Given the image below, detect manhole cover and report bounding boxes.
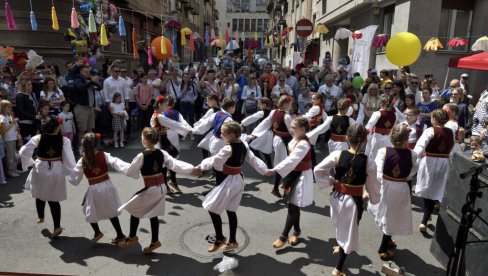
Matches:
[180,221,250,259]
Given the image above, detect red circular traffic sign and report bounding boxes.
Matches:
[296,19,313,37]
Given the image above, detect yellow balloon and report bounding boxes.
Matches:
[386,32,421,66]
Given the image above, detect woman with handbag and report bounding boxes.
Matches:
[240,73,262,117]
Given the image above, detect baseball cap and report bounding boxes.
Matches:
[461,73,469,78]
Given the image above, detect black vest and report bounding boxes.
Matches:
[334,151,368,185]
[331,115,350,135]
[225,142,247,168]
[259,109,272,124]
[141,149,164,176]
[37,134,63,159]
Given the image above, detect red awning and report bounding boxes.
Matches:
[448,52,488,71]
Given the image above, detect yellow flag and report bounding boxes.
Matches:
[180,29,186,46]
[161,36,167,54]
[254,32,258,41]
[100,24,109,46]
[51,6,59,31]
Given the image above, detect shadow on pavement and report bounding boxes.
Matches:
[394,248,445,275]
[41,229,217,275]
[0,173,28,209]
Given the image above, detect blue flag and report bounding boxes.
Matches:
[205,31,210,47]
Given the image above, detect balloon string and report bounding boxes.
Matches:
[29,0,33,11]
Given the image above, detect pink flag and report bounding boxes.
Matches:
[211,28,216,41]
[189,34,195,52]
[5,1,16,30]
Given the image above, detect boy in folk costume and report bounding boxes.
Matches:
[401,106,426,150]
[443,103,465,152]
[196,122,268,252]
[251,95,293,197]
[307,98,357,154]
[314,124,381,276]
[194,94,221,161]
[414,109,455,234]
[372,124,417,260]
[365,94,403,161]
[192,98,236,156]
[69,133,129,243]
[266,118,315,249]
[19,116,76,238]
[160,96,192,192]
[151,95,192,193]
[118,128,199,253]
[241,97,273,167]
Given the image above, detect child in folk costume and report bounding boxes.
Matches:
[401,106,426,150]
[196,122,268,252]
[118,128,198,253]
[19,116,76,237]
[266,118,315,248]
[314,124,381,276]
[365,94,403,161]
[307,98,357,154]
[192,98,236,156]
[241,97,273,167]
[302,93,328,129]
[345,93,365,125]
[373,124,417,260]
[194,93,221,161]
[414,109,455,234]
[151,95,192,193]
[160,96,192,192]
[443,103,465,152]
[69,133,129,243]
[251,95,293,197]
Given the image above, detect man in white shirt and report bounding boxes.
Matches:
[318,74,342,114]
[102,64,129,108]
[284,67,299,101]
[148,69,162,102]
[405,75,421,104]
[163,69,182,99]
[120,67,135,137]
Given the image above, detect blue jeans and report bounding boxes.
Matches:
[180,101,195,126]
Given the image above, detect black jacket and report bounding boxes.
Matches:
[15,92,37,121]
[73,75,101,107]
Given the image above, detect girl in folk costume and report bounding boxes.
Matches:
[307,98,357,154]
[373,125,417,260]
[251,95,293,197]
[414,109,455,234]
[313,124,381,276]
[345,93,365,125]
[151,95,192,193]
[118,128,198,253]
[443,103,465,152]
[241,97,273,167]
[69,133,129,243]
[194,93,221,161]
[160,96,192,192]
[266,118,315,248]
[365,94,403,161]
[19,116,76,237]
[192,98,236,156]
[196,122,268,252]
[302,93,328,130]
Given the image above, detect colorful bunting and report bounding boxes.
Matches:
[88,10,97,33]
[147,46,153,66]
[447,37,469,47]
[100,24,108,46]
[211,28,216,41]
[234,31,239,43]
[423,37,443,51]
[189,34,195,52]
[205,31,210,47]
[225,28,230,44]
[372,34,389,47]
[51,5,59,31]
[132,27,138,59]
[172,35,178,55]
[118,15,126,36]
[71,8,79,29]
[5,1,16,30]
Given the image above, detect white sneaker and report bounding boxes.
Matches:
[7,172,19,178]
[114,143,119,148]
[120,142,125,147]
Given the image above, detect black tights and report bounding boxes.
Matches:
[90,217,124,238]
[421,198,436,225]
[162,167,177,183]
[336,246,347,272]
[209,211,238,243]
[36,198,61,229]
[281,204,301,238]
[274,174,282,192]
[251,148,272,168]
[202,148,210,159]
[378,233,392,253]
[129,215,159,243]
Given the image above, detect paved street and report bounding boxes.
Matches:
[0,136,445,275]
